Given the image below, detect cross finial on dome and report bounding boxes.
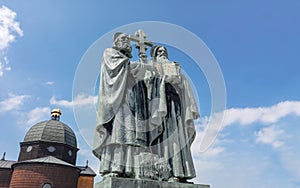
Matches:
[51,109,61,121]
[85,160,89,168]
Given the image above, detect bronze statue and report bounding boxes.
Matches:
[93,30,199,183]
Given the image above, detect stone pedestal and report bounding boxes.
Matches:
[95,177,210,188]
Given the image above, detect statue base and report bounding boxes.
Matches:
[95,177,210,188]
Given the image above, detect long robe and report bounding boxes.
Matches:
[93,48,198,179]
[149,72,199,180]
[93,48,149,176]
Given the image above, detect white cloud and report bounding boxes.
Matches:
[255,126,284,149]
[191,123,226,158]
[0,58,10,76]
[0,62,3,77]
[0,5,23,77]
[203,101,300,129]
[45,81,55,85]
[191,101,300,187]
[0,5,23,50]
[202,146,225,157]
[191,122,297,187]
[198,101,300,151]
[5,66,11,71]
[223,101,300,126]
[0,94,29,113]
[25,107,50,125]
[50,94,97,108]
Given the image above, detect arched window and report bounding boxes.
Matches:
[42,183,52,188]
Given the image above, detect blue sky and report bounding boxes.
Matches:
[1,1,300,187]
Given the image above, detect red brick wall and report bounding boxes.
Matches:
[77,175,94,188]
[9,163,80,188]
[0,169,12,188]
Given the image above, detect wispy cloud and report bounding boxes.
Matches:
[222,101,300,126]
[0,56,10,76]
[255,126,284,149]
[0,94,29,114]
[45,81,55,85]
[198,101,300,151]
[192,101,300,187]
[0,5,23,77]
[50,94,97,108]
[202,101,300,129]
[0,5,23,50]
[25,107,51,126]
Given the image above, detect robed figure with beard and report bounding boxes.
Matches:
[93,31,199,183]
[148,45,199,182]
[93,32,153,178]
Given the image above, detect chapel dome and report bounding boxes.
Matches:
[23,109,77,148]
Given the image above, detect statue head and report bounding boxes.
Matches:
[113,32,132,58]
[150,45,168,62]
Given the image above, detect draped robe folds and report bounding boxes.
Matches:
[93,48,150,176]
[93,48,199,179]
[149,71,199,179]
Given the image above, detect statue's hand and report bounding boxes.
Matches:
[144,70,153,84]
[130,62,144,80]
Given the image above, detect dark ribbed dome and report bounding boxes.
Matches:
[23,120,77,148]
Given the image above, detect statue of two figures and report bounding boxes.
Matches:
[93,30,199,183]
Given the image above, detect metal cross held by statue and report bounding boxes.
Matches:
[130,29,153,63]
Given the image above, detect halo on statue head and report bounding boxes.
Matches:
[73,21,227,168]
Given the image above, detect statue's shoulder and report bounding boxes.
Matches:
[103,47,116,55]
[103,48,123,58]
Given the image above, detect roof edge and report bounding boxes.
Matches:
[12,156,81,171]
